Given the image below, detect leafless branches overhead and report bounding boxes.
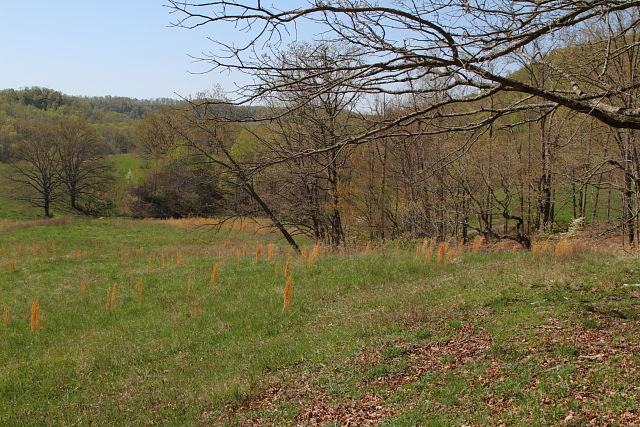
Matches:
[168,1,640,133]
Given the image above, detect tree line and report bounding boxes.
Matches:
[160,1,640,248]
[4,80,637,246]
[4,2,640,251]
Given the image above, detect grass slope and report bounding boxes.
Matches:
[0,163,42,220]
[111,154,147,185]
[1,219,639,425]
[0,154,147,220]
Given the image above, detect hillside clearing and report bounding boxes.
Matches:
[0,219,639,425]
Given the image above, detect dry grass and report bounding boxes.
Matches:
[471,235,484,253]
[142,217,282,235]
[414,244,422,261]
[106,285,117,310]
[307,244,321,268]
[119,250,130,263]
[414,238,436,263]
[267,243,276,261]
[554,238,572,256]
[282,275,293,313]
[415,239,426,261]
[437,242,448,263]
[211,263,220,285]
[283,255,292,278]
[531,238,591,257]
[531,241,548,254]
[29,296,41,332]
[424,244,434,262]
[3,303,9,326]
[0,217,69,232]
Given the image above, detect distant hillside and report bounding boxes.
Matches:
[84,95,183,119]
[0,162,42,220]
[0,87,266,159]
[0,87,183,119]
[0,87,157,156]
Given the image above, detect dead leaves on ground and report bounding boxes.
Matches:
[227,317,640,425]
[235,325,492,425]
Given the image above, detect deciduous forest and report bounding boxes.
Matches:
[3,23,640,249]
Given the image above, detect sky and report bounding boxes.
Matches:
[0,1,268,99]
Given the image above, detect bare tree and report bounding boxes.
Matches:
[54,118,111,214]
[133,109,177,191]
[254,43,362,245]
[168,0,640,138]
[166,101,303,253]
[164,1,640,246]
[11,121,61,217]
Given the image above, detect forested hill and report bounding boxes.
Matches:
[0,87,268,220]
[0,87,181,119]
[0,87,263,159]
[0,87,177,157]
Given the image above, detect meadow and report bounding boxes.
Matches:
[0,162,42,220]
[1,218,640,425]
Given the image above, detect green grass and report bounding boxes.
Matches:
[466,185,624,235]
[0,155,148,219]
[0,162,42,220]
[110,153,147,185]
[107,154,148,214]
[1,219,639,425]
[551,185,623,231]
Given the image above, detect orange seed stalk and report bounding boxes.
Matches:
[283,275,293,312]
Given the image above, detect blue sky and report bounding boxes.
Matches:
[0,1,262,99]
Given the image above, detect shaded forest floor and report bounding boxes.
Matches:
[1,218,639,425]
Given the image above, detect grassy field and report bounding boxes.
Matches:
[1,219,640,425]
[0,162,42,220]
[0,155,148,220]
